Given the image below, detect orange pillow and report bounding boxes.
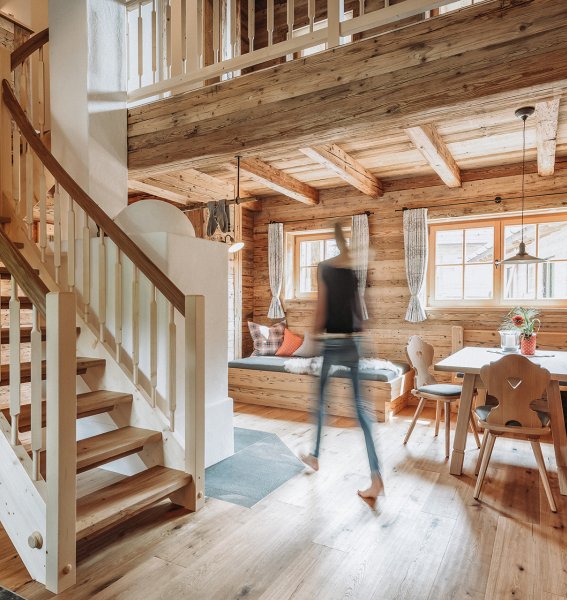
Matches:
[275,328,303,357]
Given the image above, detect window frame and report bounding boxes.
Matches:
[428,213,567,309]
[292,230,350,300]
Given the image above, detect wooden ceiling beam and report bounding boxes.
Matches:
[239,158,319,205]
[128,179,189,204]
[300,144,383,198]
[535,98,560,177]
[405,124,461,188]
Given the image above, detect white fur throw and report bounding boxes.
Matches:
[284,357,402,377]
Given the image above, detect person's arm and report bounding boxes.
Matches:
[314,264,327,334]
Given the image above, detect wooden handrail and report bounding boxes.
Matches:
[0,228,48,317]
[2,80,186,316]
[11,28,49,71]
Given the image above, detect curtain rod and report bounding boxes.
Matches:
[268,210,372,225]
[397,190,567,212]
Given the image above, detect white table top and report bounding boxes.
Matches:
[435,346,567,380]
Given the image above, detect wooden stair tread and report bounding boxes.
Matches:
[0,357,105,386]
[0,265,38,280]
[0,326,80,344]
[76,466,191,541]
[1,390,132,432]
[75,427,162,473]
[0,326,46,344]
[0,296,33,309]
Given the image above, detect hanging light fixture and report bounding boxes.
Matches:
[496,106,547,265]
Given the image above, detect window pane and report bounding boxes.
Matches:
[299,266,318,294]
[435,266,463,300]
[465,227,494,264]
[503,224,536,259]
[538,262,567,299]
[503,263,536,300]
[538,221,567,260]
[464,264,493,299]
[300,240,323,267]
[436,230,463,265]
[325,239,340,259]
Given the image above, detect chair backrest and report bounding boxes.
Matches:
[406,335,437,388]
[479,355,550,430]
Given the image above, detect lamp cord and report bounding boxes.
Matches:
[521,115,526,245]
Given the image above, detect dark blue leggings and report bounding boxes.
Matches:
[312,338,380,475]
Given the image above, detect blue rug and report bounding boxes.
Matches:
[0,587,24,599]
[205,427,304,508]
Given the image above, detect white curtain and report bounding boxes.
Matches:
[403,208,428,323]
[352,213,369,320]
[268,222,285,319]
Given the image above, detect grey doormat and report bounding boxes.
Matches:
[205,427,304,508]
[0,587,25,599]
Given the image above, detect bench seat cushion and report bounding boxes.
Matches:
[228,357,410,383]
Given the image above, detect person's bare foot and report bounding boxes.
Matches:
[300,453,319,472]
[358,474,384,499]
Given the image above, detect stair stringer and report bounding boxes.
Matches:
[74,312,187,474]
[0,414,47,585]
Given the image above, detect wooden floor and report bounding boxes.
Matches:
[2,403,567,600]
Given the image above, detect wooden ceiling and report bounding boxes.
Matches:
[128,96,565,206]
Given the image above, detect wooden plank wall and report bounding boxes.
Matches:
[249,169,567,370]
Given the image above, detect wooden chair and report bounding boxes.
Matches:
[473,354,557,512]
[404,336,481,458]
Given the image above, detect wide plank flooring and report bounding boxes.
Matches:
[1,404,566,600]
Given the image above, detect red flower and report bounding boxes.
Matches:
[512,315,525,327]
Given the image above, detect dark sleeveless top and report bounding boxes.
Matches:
[319,262,362,334]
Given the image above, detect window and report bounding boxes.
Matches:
[428,215,567,307]
[292,231,350,298]
[439,0,490,14]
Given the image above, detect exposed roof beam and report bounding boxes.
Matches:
[300,144,383,198]
[161,168,253,199]
[128,179,190,204]
[239,158,319,205]
[535,98,560,177]
[405,124,461,188]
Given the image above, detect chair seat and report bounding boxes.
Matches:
[475,405,551,427]
[416,384,462,397]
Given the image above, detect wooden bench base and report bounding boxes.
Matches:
[229,368,413,422]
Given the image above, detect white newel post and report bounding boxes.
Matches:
[45,292,77,593]
[182,295,205,511]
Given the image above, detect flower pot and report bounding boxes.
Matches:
[520,333,537,356]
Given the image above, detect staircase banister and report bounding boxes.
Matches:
[0,228,48,317]
[2,79,186,316]
[11,28,49,71]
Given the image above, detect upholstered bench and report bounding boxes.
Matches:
[228,356,413,422]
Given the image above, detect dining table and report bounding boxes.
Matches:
[435,346,567,495]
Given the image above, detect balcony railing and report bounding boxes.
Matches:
[126,0,486,103]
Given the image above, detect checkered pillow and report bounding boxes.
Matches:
[248,320,286,356]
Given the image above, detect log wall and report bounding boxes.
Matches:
[250,168,567,372]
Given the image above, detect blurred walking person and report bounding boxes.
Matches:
[301,223,383,500]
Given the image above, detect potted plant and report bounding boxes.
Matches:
[501,307,541,356]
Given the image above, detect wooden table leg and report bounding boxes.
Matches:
[547,380,567,495]
[450,373,476,476]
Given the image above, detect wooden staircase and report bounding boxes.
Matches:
[0,29,205,594]
[0,261,193,545]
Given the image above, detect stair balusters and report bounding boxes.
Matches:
[9,276,21,446]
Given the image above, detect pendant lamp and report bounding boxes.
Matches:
[496,107,547,265]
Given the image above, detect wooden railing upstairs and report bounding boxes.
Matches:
[127,0,484,102]
[0,224,77,592]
